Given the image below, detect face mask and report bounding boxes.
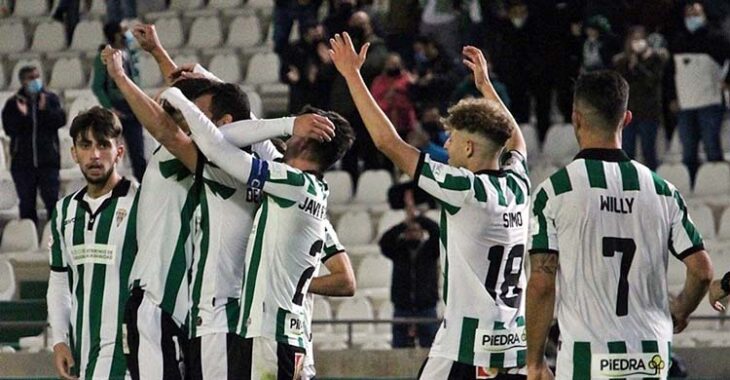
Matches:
[631,39,648,53]
[124,30,134,47]
[386,67,401,77]
[685,15,706,33]
[26,78,42,94]
[348,26,365,44]
[511,17,526,29]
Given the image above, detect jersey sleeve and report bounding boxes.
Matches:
[668,190,705,260]
[247,158,310,202]
[501,150,529,186]
[322,220,346,263]
[48,204,68,271]
[528,183,559,254]
[413,153,476,212]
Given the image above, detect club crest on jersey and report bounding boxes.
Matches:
[115,208,127,227]
[591,353,666,378]
[474,326,526,353]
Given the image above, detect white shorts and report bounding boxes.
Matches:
[187,333,241,380]
[418,356,526,380]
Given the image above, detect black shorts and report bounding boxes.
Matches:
[228,335,307,379]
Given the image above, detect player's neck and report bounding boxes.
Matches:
[87,172,122,198]
[286,157,321,176]
[468,156,500,173]
[579,133,622,151]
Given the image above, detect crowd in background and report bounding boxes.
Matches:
[274,0,730,184]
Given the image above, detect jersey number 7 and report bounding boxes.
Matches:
[602,237,637,317]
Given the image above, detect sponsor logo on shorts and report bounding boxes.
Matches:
[591,353,666,378]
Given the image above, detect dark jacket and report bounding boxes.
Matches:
[614,51,667,122]
[1,89,66,170]
[379,216,440,309]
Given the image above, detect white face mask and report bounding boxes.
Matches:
[685,15,706,32]
[511,17,527,29]
[631,39,648,53]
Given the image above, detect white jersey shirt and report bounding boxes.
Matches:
[129,145,198,327]
[415,151,530,368]
[528,149,704,380]
[49,179,139,379]
[188,142,282,338]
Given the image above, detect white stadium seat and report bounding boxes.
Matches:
[323,170,353,205]
[717,208,730,241]
[312,297,333,334]
[0,22,27,54]
[0,259,16,300]
[154,17,185,50]
[335,211,372,246]
[31,21,66,53]
[187,16,223,49]
[88,0,107,17]
[656,163,691,196]
[59,134,76,170]
[66,95,101,128]
[245,52,280,86]
[0,143,6,171]
[354,170,392,208]
[169,0,204,11]
[13,0,48,17]
[692,203,716,242]
[208,53,241,83]
[39,221,52,253]
[70,20,105,52]
[208,0,243,9]
[0,61,6,90]
[375,209,406,241]
[356,255,392,301]
[0,219,39,253]
[227,15,262,49]
[542,124,579,166]
[243,89,263,119]
[520,123,540,158]
[138,54,164,88]
[335,297,375,342]
[694,162,730,198]
[9,59,44,90]
[0,173,18,210]
[49,57,85,90]
[172,53,201,67]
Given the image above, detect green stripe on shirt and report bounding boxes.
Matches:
[531,189,550,250]
[239,200,269,336]
[619,161,641,191]
[585,160,608,189]
[550,167,572,195]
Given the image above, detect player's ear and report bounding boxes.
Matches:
[215,114,233,127]
[115,140,125,164]
[466,139,474,158]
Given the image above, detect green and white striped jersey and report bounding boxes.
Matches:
[188,142,281,338]
[129,146,199,327]
[49,178,139,379]
[528,149,703,380]
[414,151,530,369]
[236,158,332,348]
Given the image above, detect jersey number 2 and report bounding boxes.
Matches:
[602,237,636,317]
[292,240,324,306]
[484,244,524,308]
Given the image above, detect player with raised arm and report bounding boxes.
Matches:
[158,86,355,378]
[330,33,530,379]
[47,107,139,380]
[526,71,714,380]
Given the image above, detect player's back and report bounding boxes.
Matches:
[130,146,198,326]
[530,150,702,379]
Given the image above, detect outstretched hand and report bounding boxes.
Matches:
[101,45,126,80]
[462,46,491,91]
[328,32,369,79]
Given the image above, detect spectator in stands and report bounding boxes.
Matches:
[613,26,668,171]
[324,0,358,38]
[52,0,82,45]
[409,36,460,112]
[330,10,388,181]
[281,22,336,113]
[371,53,417,137]
[669,1,730,184]
[272,0,323,55]
[580,15,620,73]
[1,65,66,225]
[383,0,420,66]
[106,0,136,23]
[419,0,461,60]
[379,190,440,348]
[92,21,146,181]
[407,105,448,163]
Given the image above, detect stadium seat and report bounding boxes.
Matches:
[39,221,52,253]
[226,15,262,49]
[542,124,579,166]
[312,297,333,334]
[323,170,353,205]
[154,17,185,50]
[717,208,730,242]
[0,143,6,171]
[13,0,48,17]
[656,163,691,196]
[59,135,76,170]
[87,0,106,17]
[692,203,715,242]
[208,53,241,83]
[694,162,730,199]
[356,255,392,301]
[529,163,557,187]
[9,59,44,90]
[0,173,18,214]
[172,53,201,67]
[375,209,406,241]
[0,259,15,300]
[354,170,393,210]
[70,20,105,52]
[335,297,375,344]
[169,0,205,11]
[187,16,223,49]
[375,302,393,335]
[520,123,540,158]
[49,57,85,90]
[0,22,27,54]
[66,95,101,128]
[424,209,440,223]
[0,62,6,90]
[244,52,280,86]
[335,211,373,246]
[30,21,66,53]
[0,219,39,253]
[138,54,164,88]
[208,0,243,9]
[244,89,263,119]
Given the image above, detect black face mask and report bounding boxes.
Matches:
[348,26,366,45]
[386,68,401,77]
[339,3,354,16]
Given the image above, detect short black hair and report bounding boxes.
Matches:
[299,106,355,171]
[18,65,37,81]
[208,83,251,122]
[103,21,123,44]
[172,78,218,100]
[573,70,629,132]
[70,106,123,144]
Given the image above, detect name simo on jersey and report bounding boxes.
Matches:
[503,212,523,228]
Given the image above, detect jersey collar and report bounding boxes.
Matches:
[73,177,132,215]
[474,169,505,177]
[574,149,630,162]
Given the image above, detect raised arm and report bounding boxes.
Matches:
[462,46,526,157]
[133,24,178,85]
[329,33,421,178]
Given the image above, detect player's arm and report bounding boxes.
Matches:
[309,253,356,297]
[672,251,713,332]
[462,46,526,157]
[526,253,557,380]
[102,46,199,170]
[329,32,421,178]
[132,24,178,85]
